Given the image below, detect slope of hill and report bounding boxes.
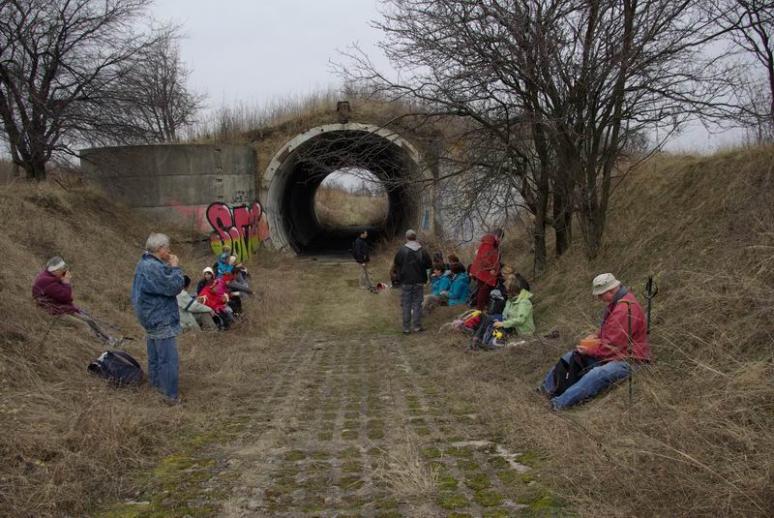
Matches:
[0,181,290,516]
[0,144,772,516]
[414,146,774,516]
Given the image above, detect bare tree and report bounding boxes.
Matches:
[0,0,186,180]
[99,29,205,144]
[341,0,727,266]
[716,1,774,140]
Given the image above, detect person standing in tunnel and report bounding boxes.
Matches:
[393,229,432,334]
[353,230,373,290]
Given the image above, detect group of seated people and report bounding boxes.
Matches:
[431,230,651,411]
[422,245,536,351]
[422,253,470,313]
[176,246,253,332]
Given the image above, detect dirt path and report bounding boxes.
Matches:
[106,259,550,517]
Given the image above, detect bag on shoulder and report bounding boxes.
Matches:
[550,351,593,397]
[88,350,145,387]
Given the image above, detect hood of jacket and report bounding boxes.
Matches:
[480,233,499,246]
[515,289,533,302]
[404,240,422,251]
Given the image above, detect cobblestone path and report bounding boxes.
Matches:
[197,332,538,517]
[113,260,551,517]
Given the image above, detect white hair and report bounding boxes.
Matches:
[46,256,67,272]
[145,233,170,253]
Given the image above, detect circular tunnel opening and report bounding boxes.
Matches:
[313,168,389,230]
[264,125,424,255]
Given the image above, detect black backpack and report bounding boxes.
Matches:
[550,351,594,397]
[88,350,145,387]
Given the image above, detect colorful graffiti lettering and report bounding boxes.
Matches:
[207,201,271,262]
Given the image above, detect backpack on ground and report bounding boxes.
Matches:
[451,309,482,332]
[487,289,506,315]
[87,350,145,387]
[550,351,594,397]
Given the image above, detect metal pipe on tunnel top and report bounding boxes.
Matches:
[261,123,433,254]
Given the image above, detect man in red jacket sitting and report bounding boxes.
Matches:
[540,273,651,409]
[32,256,119,345]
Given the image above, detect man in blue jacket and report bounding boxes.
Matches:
[131,233,185,403]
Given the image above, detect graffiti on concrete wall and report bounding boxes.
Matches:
[206,201,271,262]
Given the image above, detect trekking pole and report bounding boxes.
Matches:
[644,275,658,335]
[620,300,634,407]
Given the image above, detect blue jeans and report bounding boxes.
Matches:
[541,351,631,409]
[400,283,424,331]
[146,336,179,400]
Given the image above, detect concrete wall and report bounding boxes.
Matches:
[80,144,256,233]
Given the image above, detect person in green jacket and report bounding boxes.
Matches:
[471,273,534,350]
[493,274,535,336]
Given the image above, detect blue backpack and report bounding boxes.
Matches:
[88,350,144,387]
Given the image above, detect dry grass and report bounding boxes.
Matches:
[2,144,773,516]
[0,181,295,516]
[314,186,388,229]
[404,146,774,516]
[373,433,438,500]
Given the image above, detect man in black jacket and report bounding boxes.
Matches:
[353,230,373,290]
[393,229,432,334]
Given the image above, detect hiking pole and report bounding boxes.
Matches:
[644,276,658,335]
[620,300,634,407]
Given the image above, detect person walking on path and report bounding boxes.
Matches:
[393,229,432,334]
[32,256,121,345]
[131,233,185,403]
[469,229,504,310]
[353,230,373,290]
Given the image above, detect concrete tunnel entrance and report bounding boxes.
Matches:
[262,123,426,254]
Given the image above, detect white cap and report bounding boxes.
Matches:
[203,266,214,275]
[592,273,621,295]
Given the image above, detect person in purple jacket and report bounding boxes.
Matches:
[32,256,119,345]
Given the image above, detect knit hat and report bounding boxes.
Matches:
[203,266,214,275]
[592,273,621,295]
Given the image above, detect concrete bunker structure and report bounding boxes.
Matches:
[80,144,256,233]
[79,123,432,255]
[261,123,428,254]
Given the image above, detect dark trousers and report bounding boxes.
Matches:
[475,279,493,310]
[400,283,424,331]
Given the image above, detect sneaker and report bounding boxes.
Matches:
[403,329,411,335]
[413,327,425,333]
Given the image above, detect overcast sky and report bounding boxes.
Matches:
[150,0,389,107]
[150,0,743,153]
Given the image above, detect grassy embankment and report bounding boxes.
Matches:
[1,144,773,516]
[409,146,774,516]
[0,181,296,516]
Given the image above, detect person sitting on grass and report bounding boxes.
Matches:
[448,253,465,272]
[539,273,651,410]
[197,267,234,330]
[177,275,217,331]
[32,256,122,346]
[216,255,237,278]
[446,262,470,306]
[470,273,534,350]
[423,264,452,313]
